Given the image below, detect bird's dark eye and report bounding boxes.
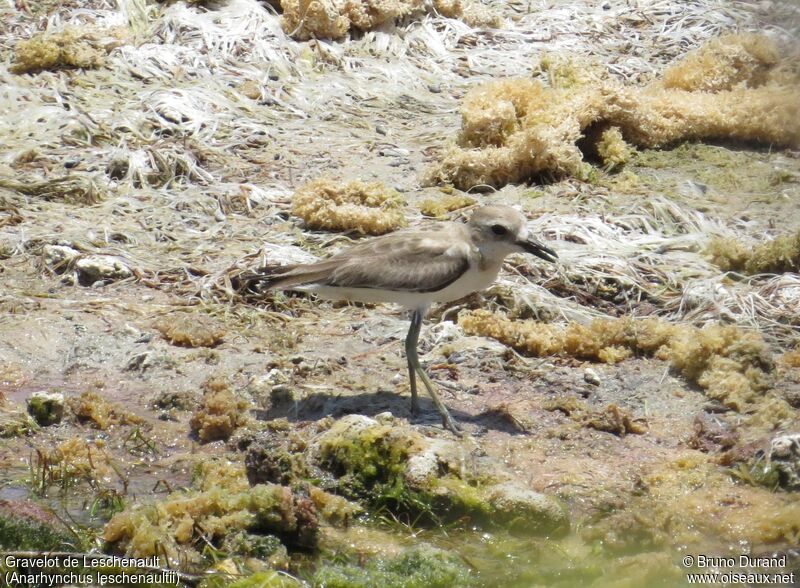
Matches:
[491,224,507,236]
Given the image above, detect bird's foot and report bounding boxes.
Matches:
[440,410,462,437]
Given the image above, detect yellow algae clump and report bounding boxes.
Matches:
[459,312,673,362]
[595,127,633,170]
[281,0,421,40]
[706,231,800,275]
[68,390,143,430]
[427,34,800,190]
[34,437,116,490]
[459,310,774,413]
[281,0,497,40]
[661,34,780,92]
[104,461,318,567]
[705,237,752,272]
[781,349,800,368]
[281,0,350,40]
[10,28,123,75]
[194,459,251,493]
[292,178,406,235]
[666,325,773,411]
[432,0,500,27]
[744,231,800,274]
[582,404,646,435]
[419,194,475,218]
[155,313,225,348]
[308,486,363,525]
[190,377,252,443]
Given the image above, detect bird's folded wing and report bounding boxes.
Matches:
[328,235,472,292]
[270,230,473,293]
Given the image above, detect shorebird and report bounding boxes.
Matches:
[250,205,557,434]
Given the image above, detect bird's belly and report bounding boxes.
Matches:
[429,265,502,302]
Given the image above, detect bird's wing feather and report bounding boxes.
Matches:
[265,227,474,293]
[327,232,472,292]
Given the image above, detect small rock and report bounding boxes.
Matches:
[583,368,601,386]
[266,368,289,385]
[428,83,442,93]
[486,482,570,535]
[26,391,64,426]
[75,255,132,284]
[375,411,394,423]
[270,385,295,406]
[404,444,442,487]
[768,433,800,490]
[43,244,79,271]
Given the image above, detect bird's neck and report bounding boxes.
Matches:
[475,243,509,273]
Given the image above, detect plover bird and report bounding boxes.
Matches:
[251,205,557,434]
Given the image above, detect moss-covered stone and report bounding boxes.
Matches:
[245,429,310,487]
[27,391,64,426]
[311,415,569,535]
[104,460,318,568]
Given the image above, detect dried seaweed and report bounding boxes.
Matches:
[292,178,407,235]
[427,34,800,190]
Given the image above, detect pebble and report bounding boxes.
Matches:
[583,368,601,386]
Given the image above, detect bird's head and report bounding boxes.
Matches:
[468,205,558,263]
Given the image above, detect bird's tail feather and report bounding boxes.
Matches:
[233,262,336,294]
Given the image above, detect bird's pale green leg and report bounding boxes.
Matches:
[404,312,421,415]
[405,309,461,435]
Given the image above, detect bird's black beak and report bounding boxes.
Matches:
[520,237,558,263]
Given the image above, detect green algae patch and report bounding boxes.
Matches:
[316,416,423,501]
[632,142,798,197]
[104,458,318,569]
[707,230,800,275]
[0,499,80,551]
[224,570,303,588]
[0,409,38,438]
[311,545,475,588]
[27,391,64,426]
